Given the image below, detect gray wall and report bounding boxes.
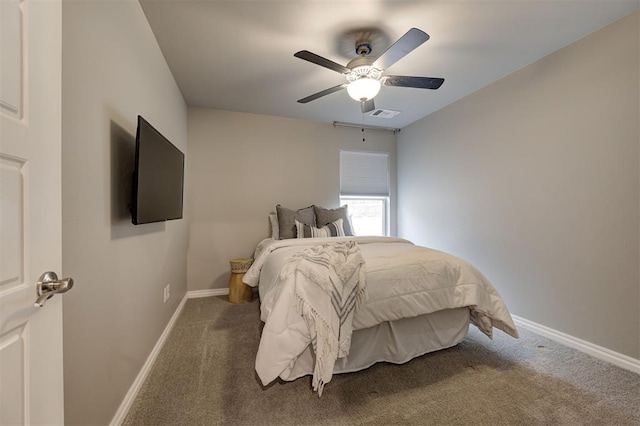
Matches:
[187,108,397,292]
[397,12,639,359]
[61,2,188,425]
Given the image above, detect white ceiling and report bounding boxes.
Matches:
[140,1,639,129]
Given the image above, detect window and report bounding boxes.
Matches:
[340,150,390,236]
[340,196,387,236]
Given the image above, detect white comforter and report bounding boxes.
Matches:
[244,236,518,386]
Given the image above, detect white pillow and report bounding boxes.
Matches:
[269,213,279,239]
[295,218,345,238]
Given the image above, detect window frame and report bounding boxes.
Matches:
[340,195,389,237]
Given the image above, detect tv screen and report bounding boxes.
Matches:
[131,115,184,225]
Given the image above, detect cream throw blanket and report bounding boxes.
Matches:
[278,241,367,396]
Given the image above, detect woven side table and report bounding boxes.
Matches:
[228,258,253,304]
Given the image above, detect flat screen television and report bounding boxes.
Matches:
[131,115,184,225]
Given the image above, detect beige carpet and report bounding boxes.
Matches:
[123,296,640,425]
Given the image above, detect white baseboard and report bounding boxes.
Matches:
[110,294,188,426]
[187,288,228,298]
[512,315,640,375]
[110,288,229,425]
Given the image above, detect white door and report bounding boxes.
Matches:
[0,0,66,424]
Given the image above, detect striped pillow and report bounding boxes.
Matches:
[295,218,345,238]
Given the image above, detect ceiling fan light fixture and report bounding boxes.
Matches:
[294,28,442,108]
[347,77,381,102]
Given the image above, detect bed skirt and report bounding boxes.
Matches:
[281,307,470,382]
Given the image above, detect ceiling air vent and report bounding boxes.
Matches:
[369,109,400,119]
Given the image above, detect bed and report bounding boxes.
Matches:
[243,230,519,394]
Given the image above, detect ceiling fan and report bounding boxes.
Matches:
[294,28,444,113]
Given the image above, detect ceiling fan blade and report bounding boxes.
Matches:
[297,84,348,103]
[361,99,375,113]
[384,75,444,90]
[294,50,351,74]
[373,28,430,71]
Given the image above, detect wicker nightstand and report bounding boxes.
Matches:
[228,258,253,304]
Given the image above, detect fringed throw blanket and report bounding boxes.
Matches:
[278,241,367,396]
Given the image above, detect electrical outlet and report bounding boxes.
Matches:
[163,284,170,303]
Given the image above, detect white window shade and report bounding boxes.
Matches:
[340,151,389,197]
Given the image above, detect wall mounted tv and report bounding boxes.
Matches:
[131,115,184,225]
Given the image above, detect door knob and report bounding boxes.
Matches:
[34,271,74,307]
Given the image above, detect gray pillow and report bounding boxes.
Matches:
[276,205,315,239]
[314,205,354,236]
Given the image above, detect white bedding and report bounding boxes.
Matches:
[278,241,366,395]
[244,236,518,387]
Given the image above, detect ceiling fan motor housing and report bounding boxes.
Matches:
[345,55,382,88]
[346,65,382,83]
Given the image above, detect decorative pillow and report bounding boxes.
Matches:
[268,213,279,239]
[276,204,316,239]
[314,205,354,236]
[295,218,345,238]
